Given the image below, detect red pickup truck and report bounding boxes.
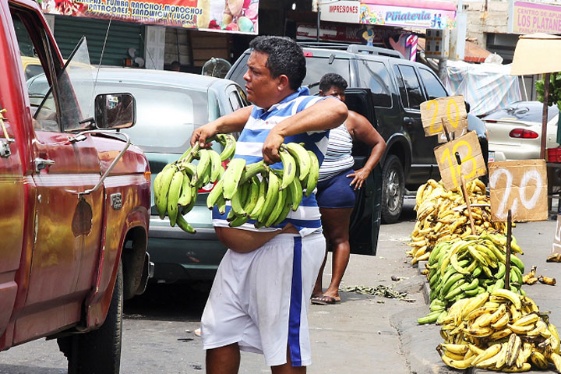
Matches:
[0,0,152,372]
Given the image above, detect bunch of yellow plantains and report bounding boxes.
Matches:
[153,134,320,233]
[418,233,525,325]
[408,178,507,265]
[435,289,561,372]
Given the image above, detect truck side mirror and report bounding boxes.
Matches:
[95,93,136,129]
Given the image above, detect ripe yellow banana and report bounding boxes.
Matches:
[222,158,246,200]
[530,350,548,369]
[504,333,522,367]
[468,343,502,366]
[538,275,556,285]
[491,288,522,310]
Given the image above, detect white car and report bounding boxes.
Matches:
[483,101,559,161]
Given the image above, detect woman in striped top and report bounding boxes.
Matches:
[311,73,386,305]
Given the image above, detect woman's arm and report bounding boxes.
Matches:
[346,110,386,189]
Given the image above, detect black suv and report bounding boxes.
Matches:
[227,43,449,223]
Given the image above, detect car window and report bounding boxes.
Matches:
[105,84,208,153]
[394,65,424,110]
[483,102,559,122]
[303,56,351,94]
[357,60,392,108]
[418,67,447,100]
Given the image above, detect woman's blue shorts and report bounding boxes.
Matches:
[316,169,357,209]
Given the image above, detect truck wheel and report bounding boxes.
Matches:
[381,155,404,224]
[58,261,123,374]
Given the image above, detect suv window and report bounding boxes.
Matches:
[394,65,424,110]
[357,60,392,108]
[303,56,351,92]
[418,67,448,100]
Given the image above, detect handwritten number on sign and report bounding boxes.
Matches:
[438,139,476,187]
[489,164,545,221]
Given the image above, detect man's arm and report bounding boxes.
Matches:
[191,106,253,147]
[262,97,348,164]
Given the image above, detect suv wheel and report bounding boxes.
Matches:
[58,261,123,374]
[381,155,404,224]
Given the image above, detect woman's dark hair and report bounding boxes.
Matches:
[319,73,348,92]
[249,36,306,90]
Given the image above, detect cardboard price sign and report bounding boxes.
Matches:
[488,160,548,222]
[434,131,487,191]
[421,96,468,143]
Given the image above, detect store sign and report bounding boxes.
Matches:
[512,1,561,35]
[39,0,259,34]
[319,1,361,24]
[359,3,455,29]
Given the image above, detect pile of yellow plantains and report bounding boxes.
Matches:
[408,178,507,265]
[418,233,525,325]
[153,134,319,233]
[436,289,561,372]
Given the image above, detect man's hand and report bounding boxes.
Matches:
[262,129,285,164]
[190,123,219,147]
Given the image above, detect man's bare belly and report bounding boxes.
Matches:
[215,224,299,253]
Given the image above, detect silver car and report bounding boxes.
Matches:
[483,101,559,161]
[29,68,249,283]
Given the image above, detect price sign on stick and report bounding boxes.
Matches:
[434,131,487,191]
[489,160,548,222]
[421,96,468,143]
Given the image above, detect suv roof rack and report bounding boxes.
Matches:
[346,44,405,59]
[297,41,351,50]
[296,41,405,59]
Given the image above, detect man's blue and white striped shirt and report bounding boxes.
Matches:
[212,87,329,236]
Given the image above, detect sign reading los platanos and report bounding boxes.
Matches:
[38,0,259,34]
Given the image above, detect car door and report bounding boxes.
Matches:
[12,11,103,332]
[393,63,440,182]
[0,68,25,338]
[344,88,382,256]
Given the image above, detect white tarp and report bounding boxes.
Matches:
[443,60,522,116]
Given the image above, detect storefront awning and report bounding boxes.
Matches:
[418,38,491,63]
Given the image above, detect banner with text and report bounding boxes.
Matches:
[512,1,561,35]
[40,0,259,34]
[358,3,456,29]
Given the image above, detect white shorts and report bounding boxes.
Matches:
[201,233,325,367]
